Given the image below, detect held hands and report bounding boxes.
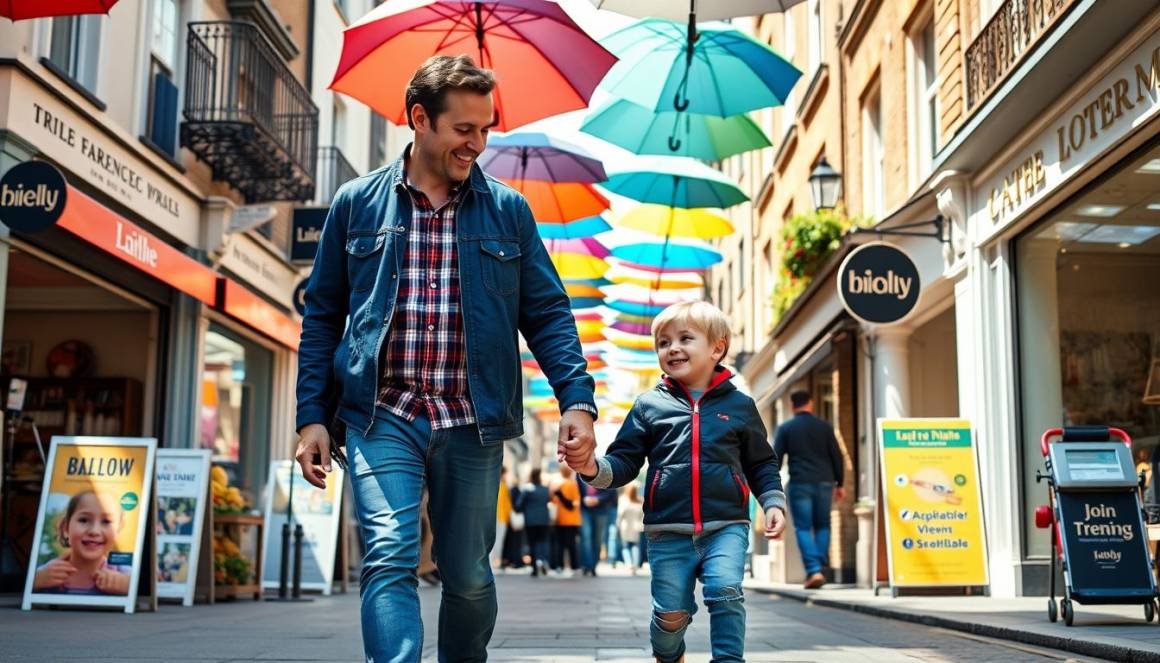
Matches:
[32,554,75,591]
[94,568,130,595]
[557,409,597,476]
[295,423,332,489]
[763,507,787,541]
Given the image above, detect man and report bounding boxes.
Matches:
[772,390,845,589]
[294,55,597,662]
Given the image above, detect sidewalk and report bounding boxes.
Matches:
[745,580,1160,662]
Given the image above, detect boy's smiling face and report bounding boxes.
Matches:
[655,322,726,392]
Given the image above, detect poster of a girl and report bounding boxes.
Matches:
[32,490,132,595]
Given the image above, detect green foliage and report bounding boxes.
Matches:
[772,208,867,322]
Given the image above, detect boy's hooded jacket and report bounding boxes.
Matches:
[583,368,786,534]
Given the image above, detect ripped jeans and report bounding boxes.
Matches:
[646,523,748,663]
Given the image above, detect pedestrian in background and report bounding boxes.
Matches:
[571,301,787,663]
[493,466,512,570]
[579,478,618,576]
[772,390,846,590]
[617,484,645,575]
[552,465,582,576]
[516,468,552,577]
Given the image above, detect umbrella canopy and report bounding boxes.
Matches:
[537,215,612,239]
[610,242,722,271]
[605,327,654,351]
[602,283,702,305]
[602,158,747,208]
[589,0,804,21]
[616,204,734,239]
[2,0,118,19]
[606,262,703,289]
[548,251,609,279]
[598,19,800,117]
[331,0,618,131]
[480,132,606,182]
[543,237,610,259]
[605,299,668,317]
[582,98,770,160]
[504,179,610,222]
[611,319,653,336]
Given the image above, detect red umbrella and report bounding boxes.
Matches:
[2,0,118,19]
[331,0,617,131]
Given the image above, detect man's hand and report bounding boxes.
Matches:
[295,423,332,489]
[833,486,846,502]
[763,507,787,540]
[557,408,596,473]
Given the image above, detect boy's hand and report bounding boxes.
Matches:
[763,507,787,540]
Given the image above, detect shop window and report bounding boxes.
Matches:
[201,325,273,495]
[861,88,885,219]
[50,14,101,93]
[146,0,181,157]
[807,0,822,76]
[910,17,940,183]
[370,112,389,169]
[1016,143,1160,557]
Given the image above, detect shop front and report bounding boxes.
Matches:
[952,14,1160,596]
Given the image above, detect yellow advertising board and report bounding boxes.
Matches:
[22,437,157,613]
[878,418,988,588]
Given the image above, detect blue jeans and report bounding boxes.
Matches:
[347,411,502,663]
[621,541,641,568]
[647,524,749,663]
[580,507,612,571]
[788,481,833,576]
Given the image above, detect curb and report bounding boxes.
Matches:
[749,586,1156,663]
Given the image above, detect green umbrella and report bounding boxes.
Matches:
[581,98,771,160]
[602,157,748,209]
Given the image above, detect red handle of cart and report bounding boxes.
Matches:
[1040,426,1131,457]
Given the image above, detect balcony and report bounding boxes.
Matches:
[316,146,359,206]
[181,21,318,204]
[965,0,1078,111]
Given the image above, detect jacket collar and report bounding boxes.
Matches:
[389,143,491,195]
[662,366,735,404]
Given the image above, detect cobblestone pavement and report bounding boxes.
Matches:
[0,569,1107,662]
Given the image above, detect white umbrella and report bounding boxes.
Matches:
[589,0,805,21]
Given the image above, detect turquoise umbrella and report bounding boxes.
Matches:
[537,215,612,239]
[581,98,770,160]
[610,242,723,271]
[599,19,800,119]
[602,157,748,208]
[605,299,668,317]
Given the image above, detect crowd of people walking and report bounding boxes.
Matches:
[494,464,648,576]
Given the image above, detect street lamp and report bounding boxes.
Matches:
[809,157,842,212]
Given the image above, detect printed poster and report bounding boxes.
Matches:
[22,437,157,613]
[878,419,988,588]
[155,449,211,605]
[260,460,343,594]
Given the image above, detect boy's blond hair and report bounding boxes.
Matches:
[651,301,732,358]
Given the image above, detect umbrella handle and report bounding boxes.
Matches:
[673,92,689,112]
[668,135,682,152]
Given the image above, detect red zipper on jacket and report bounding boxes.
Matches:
[665,369,733,534]
[732,471,750,504]
[649,471,661,510]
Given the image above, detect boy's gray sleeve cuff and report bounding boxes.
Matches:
[758,490,786,514]
[580,457,615,489]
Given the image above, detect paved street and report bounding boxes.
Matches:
[0,569,1108,662]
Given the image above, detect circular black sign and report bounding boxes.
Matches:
[836,243,921,325]
[293,279,308,316]
[0,161,67,233]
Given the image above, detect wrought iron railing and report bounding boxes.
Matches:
[965,0,1077,111]
[317,146,359,205]
[181,21,318,203]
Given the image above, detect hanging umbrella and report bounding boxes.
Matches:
[605,327,655,352]
[611,319,653,336]
[598,19,800,119]
[602,283,702,306]
[602,158,748,209]
[576,319,606,344]
[2,0,119,19]
[605,299,668,317]
[480,132,606,182]
[610,242,723,271]
[504,180,610,223]
[565,281,606,310]
[537,215,612,239]
[548,251,609,279]
[616,204,734,239]
[331,0,618,131]
[543,237,610,259]
[582,98,770,160]
[606,262,703,290]
[589,0,804,21]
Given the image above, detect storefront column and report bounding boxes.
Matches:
[0,131,37,349]
[874,327,912,419]
[162,293,207,449]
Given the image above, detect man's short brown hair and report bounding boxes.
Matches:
[405,55,496,130]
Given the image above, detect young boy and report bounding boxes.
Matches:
[572,301,787,663]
